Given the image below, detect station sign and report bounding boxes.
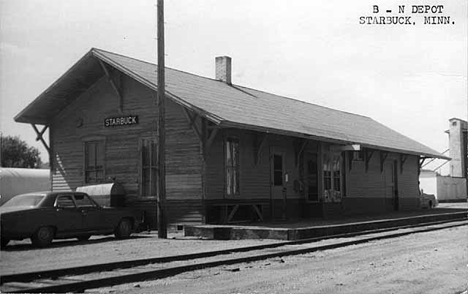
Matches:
[104,115,139,127]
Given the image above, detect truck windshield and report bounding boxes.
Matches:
[2,195,45,208]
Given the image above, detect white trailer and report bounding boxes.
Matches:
[0,168,50,205]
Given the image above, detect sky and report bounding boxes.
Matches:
[0,0,466,174]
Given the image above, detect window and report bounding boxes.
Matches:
[141,138,158,197]
[55,195,76,208]
[352,150,364,161]
[323,154,332,191]
[85,141,105,183]
[273,154,283,186]
[226,138,240,196]
[74,194,97,208]
[3,195,45,208]
[323,153,342,202]
[333,157,341,192]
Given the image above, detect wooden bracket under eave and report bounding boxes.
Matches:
[400,154,408,174]
[380,151,389,173]
[182,108,203,142]
[254,133,268,166]
[98,59,124,113]
[31,124,51,156]
[182,108,220,155]
[418,157,429,175]
[295,139,307,167]
[365,149,375,172]
[206,126,219,153]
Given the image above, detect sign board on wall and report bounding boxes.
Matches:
[104,115,139,127]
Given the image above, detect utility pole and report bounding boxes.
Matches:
[157,0,167,238]
[0,131,2,167]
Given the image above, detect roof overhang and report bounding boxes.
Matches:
[14,50,106,125]
[220,121,451,160]
[15,48,223,126]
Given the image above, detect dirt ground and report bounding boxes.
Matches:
[91,225,468,294]
[0,234,281,275]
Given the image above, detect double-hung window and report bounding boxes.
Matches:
[333,156,341,193]
[226,138,240,196]
[323,153,342,202]
[85,141,105,183]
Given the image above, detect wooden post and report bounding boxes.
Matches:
[0,131,2,167]
[157,0,167,238]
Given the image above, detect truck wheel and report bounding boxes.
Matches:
[31,226,54,247]
[115,219,132,239]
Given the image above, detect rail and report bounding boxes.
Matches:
[1,217,467,293]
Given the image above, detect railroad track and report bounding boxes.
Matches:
[1,218,467,293]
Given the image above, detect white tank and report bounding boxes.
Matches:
[0,168,51,205]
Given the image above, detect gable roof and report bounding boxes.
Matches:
[15,48,448,159]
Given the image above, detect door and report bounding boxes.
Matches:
[305,153,319,202]
[393,160,399,210]
[54,195,83,234]
[384,161,399,211]
[270,148,286,219]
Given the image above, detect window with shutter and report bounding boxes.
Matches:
[226,138,240,196]
[140,138,158,197]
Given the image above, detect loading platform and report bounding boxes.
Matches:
[184,204,468,240]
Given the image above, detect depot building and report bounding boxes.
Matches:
[15,48,448,227]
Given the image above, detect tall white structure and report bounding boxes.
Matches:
[448,118,468,178]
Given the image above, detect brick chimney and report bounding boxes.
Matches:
[215,56,232,84]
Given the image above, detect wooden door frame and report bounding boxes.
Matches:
[393,159,399,211]
[304,151,320,203]
[270,147,287,219]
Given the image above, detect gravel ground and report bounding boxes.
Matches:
[91,225,468,294]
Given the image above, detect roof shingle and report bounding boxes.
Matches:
[15,48,447,159]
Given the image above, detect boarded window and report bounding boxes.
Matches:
[141,138,158,197]
[226,138,240,196]
[85,141,105,184]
